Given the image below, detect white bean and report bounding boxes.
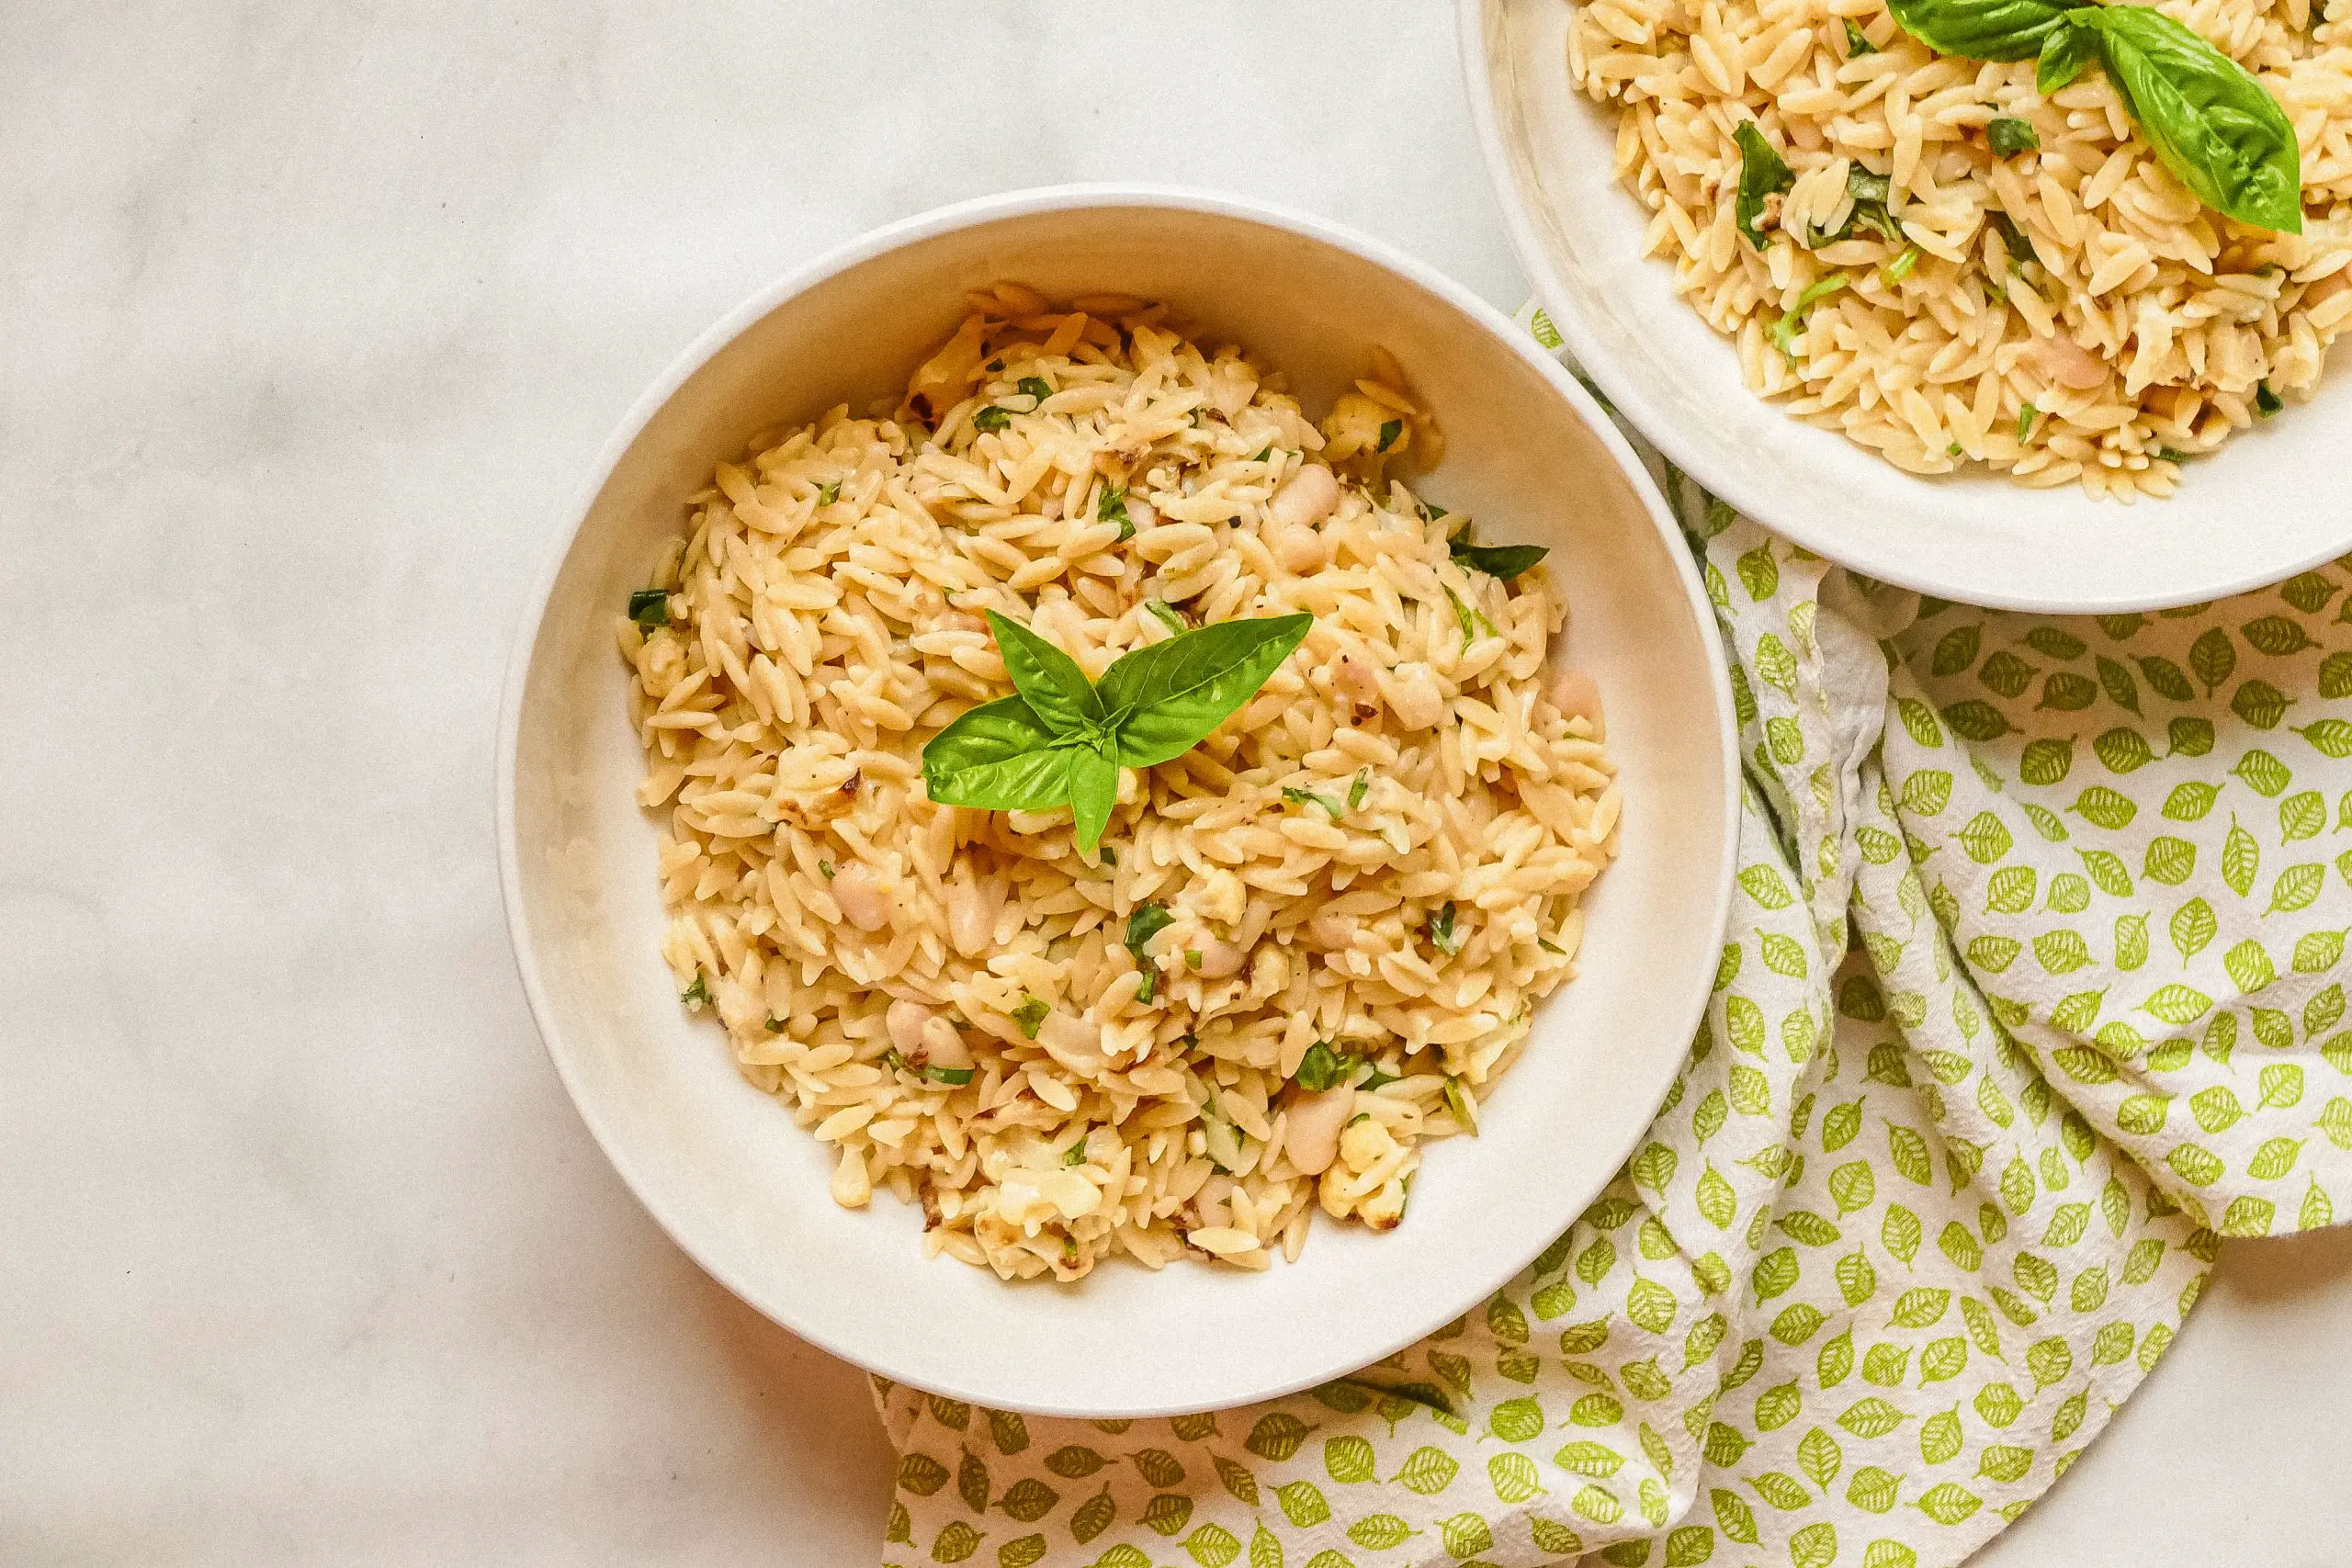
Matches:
[886,1000,933,1055]
[1192,937,1246,979]
[2021,333,2108,389]
[1335,653,1383,704]
[1270,463,1340,527]
[1283,1086,1355,1176]
[831,862,890,931]
[1549,667,1605,738]
[1382,661,1448,730]
[1272,523,1329,574]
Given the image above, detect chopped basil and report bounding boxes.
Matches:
[1987,116,2041,156]
[1845,18,1878,52]
[883,1047,905,1073]
[1100,847,1115,866]
[1447,527,1549,581]
[1537,938,1566,955]
[1442,1076,1476,1132]
[816,479,842,505]
[922,1063,975,1086]
[1099,486,1135,542]
[1252,446,1274,462]
[1018,377,1053,402]
[1807,165,1902,246]
[1294,1041,1351,1091]
[1444,586,1495,647]
[628,589,671,627]
[1734,120,1795,251]
[2156,445,2192,463]
[1283,785,1346,822]
[1348,769,1371,810]
[972,405,1012,433]
[1948,441,1965,457]
[2017,402,2040,442]
[1987,210,2041,271]
[1427,901,1462,956]
[1420,502,1449,522]
[1375,419,1403,452]
[1145,599,1190,635]
[764,1015,786,1033]
[1882,245,1921,282]
[680,974,709,1010]
[1063,1139,1089,1166]
[1184,950,1203,971]
[1012,995,1048,1038]
[819,859,835,879]
[1768,275,1850,363]
[2256,380,2283,416]
[1124,902,1175,1003]
[1354,1062,1401,1091]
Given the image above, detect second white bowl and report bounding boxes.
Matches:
[1461,0,2352,613]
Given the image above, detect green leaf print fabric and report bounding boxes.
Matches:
[875,399,2352,1568]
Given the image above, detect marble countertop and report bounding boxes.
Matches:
[3,3,2346,1562]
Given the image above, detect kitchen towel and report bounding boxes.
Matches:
[876,331,2352,1568]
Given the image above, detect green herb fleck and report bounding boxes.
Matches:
[1988,210,2041,271]
[680,974,709,1010]
[1124,902,1175,1003]
[1355,1062,1402,1091]
[1283,785,1347,823]
[1537,938,1566,955]
[1948,441,1965,457]
[1769,275,1850,362]
[1442,1076,1476,1133]
[1295,1041,1352,1091]
[1184,950,1204,971]
[1017,377,1053,402]
[1734,120,1795,251]
[816,479,842,505]
[628,589,671,627]
[1427,901,1462,956]
[922,1063,975,1086]
[972,405,1012,433]
[2156,446,2192,463]
[1145,599,1190,635]
[1807,165,1902,246]
[1375,419,1403,452]
[1012,995,1048,1038]
[819,859,835,879]
[1063,1140,1089,1166]
[1252,446,1273,462]
[1988,116,2041,156]
[1348,769,1371,810]
[1448,527,1549,581]
[1099,486,1134,542]
[2018,402,2040,442]
[883,1046,906,1074]
[2256,379,2283,416]
[1882,245,1921,282]
[1444,586,1496,647]
[1845,18,1878,52]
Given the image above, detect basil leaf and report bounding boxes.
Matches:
[972,405,1012,432]
[2076,7,2302,232]
[1988,116,2041,156]
[1011,996,1047,1038]
[1283,785,1346,822]
[628,588,671,626]
[2037,21,2099,92]
[1145,599,1189,634]
[1733,121,1794,250]
[1294,1041,1351,1091]
[1099,486,1134,542]
[1808,164,1904,245]
[2256,378,2283,415]
[1888,0,2085,61]
[1017,377,1053,401]
[1845,18,1879,52]
[1448,531,1550,580]
[1768,275,1850,363]
[1096,613,1314,768]
[985,610,1102,735]
[921,695,1076,810]
[1124,902,1174,1002]
[1988,209,2041,270]
[1427,901,1462,955]
[1065,735,1120,854]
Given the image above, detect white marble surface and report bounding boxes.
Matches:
[0,3,2344,1562]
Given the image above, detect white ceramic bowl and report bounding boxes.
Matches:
[496,186,1737,1416]
[1460,0,2352,613]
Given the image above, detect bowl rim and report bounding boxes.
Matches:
[1453,0,2352,615]
[492,182,1742,1415]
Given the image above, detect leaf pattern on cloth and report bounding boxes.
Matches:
[873,334,2352,1568]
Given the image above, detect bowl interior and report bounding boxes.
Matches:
[1464,0,2352,613]
[503,193,1736,1416]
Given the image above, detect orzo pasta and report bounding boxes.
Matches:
[618,288,1620,1280]
[1566,0,2352,496]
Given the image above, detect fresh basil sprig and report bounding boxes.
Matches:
[922,608,1313,853]
[1887,0,2301,231]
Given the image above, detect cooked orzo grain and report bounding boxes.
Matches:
[1566,0,2352,496]
[619,287,1619,1280]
